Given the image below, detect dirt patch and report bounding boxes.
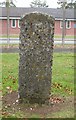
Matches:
[2,91,74,118]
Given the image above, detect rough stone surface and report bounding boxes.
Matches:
[19,12,55,104]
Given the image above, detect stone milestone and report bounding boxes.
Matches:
[19,12,55,104]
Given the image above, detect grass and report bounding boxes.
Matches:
[1,53,74,96]
[46,108,74,118]
[1,109,74,118]
[1,53,74,118]
[0,35,75,39]
[0,35,19,38]
[2,53,19,94]
[52,53,74,96]
[0,44,75,49]
[54,35,76,39]
[0,44,19,47]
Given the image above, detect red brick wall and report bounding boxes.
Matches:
[9,20,20,35]
[54,20,74,36]
[2,20,7,35]
[1,19,20,35]
[54,20,61,35]
[0,19,75,36]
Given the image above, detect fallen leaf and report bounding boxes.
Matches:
[6,86,10,90]
[30,108,33,110]
[16,100,19,103]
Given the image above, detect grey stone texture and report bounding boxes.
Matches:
[19,12,55,104]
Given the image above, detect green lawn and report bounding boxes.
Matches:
[0,44,74,48]
[0,35,19,38]
[52,53,74,96]
[0,35,75,39]
[2,54,19,94]
[1,53,74,96]
[54,35,75,39]
[1,53,75,118]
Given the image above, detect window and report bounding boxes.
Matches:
[18,20,20,28]
[60,20,71,29]
[60,20,63,29]
[11,19,16,28]
[66,20,71,29]
[60,20,66,29]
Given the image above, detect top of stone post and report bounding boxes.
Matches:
[20,11,55,24]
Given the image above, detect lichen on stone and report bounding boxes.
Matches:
[19,12,55,104]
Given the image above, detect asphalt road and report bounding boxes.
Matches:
[0,47,75,53]
[0,38,75,53]
[0,38,76,44]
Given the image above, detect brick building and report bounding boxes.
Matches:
[0,7,76,38]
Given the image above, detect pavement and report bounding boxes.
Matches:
[0,38,75,53]
[0,38,76,44]
[0,47,75,53]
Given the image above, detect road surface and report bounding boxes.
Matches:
[0,38,76,44]
[0,47,75,53]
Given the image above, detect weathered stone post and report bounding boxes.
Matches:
[19,12,55,104]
